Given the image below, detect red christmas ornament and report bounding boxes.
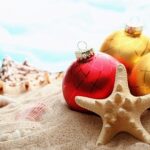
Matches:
[62,47,119,112]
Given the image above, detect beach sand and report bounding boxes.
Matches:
[0,79,150,150]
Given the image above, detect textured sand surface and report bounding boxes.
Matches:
[0,79,150,150]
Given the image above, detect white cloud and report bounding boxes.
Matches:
[0,0,149,71]
[0,26,13,44]
[0,0,124,52]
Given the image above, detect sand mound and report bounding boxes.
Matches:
[0,79,149,150]
[0,57,64,95]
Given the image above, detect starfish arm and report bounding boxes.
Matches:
[137,94,150,111]
[96,123,117,145]
[113,64,130,93]
[127,121,150,144]
[75,96,103,115]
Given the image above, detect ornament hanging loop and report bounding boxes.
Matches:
[77,41,88,52]
[125,17,143,37]
[75,41,94,61]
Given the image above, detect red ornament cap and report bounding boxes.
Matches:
[75,41,95,61]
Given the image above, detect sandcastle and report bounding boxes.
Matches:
[0,57,64,95]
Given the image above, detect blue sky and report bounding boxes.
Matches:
[0,0,150,72]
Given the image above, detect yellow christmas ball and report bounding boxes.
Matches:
[100,24,150,74]
[129,53,150,96]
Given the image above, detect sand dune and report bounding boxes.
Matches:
[0,79,149,150]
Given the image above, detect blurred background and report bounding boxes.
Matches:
[0,0,149,72]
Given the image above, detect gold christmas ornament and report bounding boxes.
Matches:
[76,64,150,145]
[100,22,150,74]
[129,53,150,96]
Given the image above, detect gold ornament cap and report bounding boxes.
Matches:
[125,17,143,37]
[75,41,94,61]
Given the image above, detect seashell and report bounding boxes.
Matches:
[45,72,51,84]
[0,95,13,108]
[39,77,45,85]
[55,71,64,80]
[16,102,47,121]
[0,80,3,94]
[20,81,30,92]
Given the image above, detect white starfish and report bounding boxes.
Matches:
[75,64,150,145]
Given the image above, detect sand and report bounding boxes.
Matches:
[0,79,150,150]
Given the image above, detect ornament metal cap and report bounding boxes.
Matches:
[75,41,94,61]
[125,17,143,37]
